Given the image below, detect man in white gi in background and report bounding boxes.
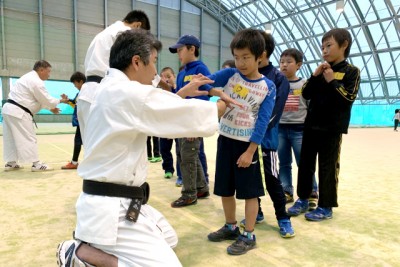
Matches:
[57,29,231,267]
[2,60,69,172]
[77,10,151,139]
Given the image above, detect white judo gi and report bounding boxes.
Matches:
[78,20,130,140]
[2,70,61,163]
[74,68,218,267]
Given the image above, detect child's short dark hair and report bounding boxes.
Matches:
[185,45,199,57]
[161,67,175,75]
[70,71,86,83]
[222,59,235,68]
[258,30,275,58]
[280,48,303,63]
[123,10,150,30]
[230,29,265,59]
[322,28,352,58]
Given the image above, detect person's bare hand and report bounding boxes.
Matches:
[236,151,253,168]
[313,62,330,76]
[60,94,69,103]
[50,107,60,114]
[219,91,244,109]
[322,67,334,83]
[177,74,213,98]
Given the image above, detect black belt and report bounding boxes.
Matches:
[6,99,38,128]
[83,180,150,222]
[86,75,103,83]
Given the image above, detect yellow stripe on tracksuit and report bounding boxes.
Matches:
[257,145,266,192]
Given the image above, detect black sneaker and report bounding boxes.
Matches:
[208,225,240,242]
[227,234,256,255]
[171,196,197,208]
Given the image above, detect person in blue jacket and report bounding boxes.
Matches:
[169,35,211,188]
[169,35,237,207]
[61,72,86,170]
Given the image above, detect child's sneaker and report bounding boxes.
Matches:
[287,198,309,216]
[305,207,332,221]
[56,240,93,267]
[31,162,54,172]
[227,234,256,255]
[150,156,162,163]
[164,172,173,179]
[239,211,264,228]
[175,177,183,187]
[61,162,78,170]
[4,162,24,172]
[308,191,318,211]
[208,224,240,242]
[277,219,295,238]
[285,192,294,203]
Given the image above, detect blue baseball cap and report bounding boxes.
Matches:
[169,35,201,53]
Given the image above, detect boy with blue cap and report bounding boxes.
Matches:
[169,34,235,207]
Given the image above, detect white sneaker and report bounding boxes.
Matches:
[56,240,92,267]
[31,163,54,172]
[5,163,24,172]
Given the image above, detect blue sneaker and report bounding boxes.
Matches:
[305,207,332,221]
[277,219,295,238]
[239,211,264,228]
[175,178,183,187]
[287,199,309,216]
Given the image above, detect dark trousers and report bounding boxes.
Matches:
[147,136,160,158]
[160,138,181,175]
[72,126,82,162]
[394,119,399,130]
[260,149,289,220]
[297,129,342,207]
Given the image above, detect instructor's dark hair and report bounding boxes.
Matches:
[123,10,150,30]
[33,60,51,71]
[110,29,162,71]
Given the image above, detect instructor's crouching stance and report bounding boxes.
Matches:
[57,29,226,267]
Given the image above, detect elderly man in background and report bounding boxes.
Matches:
[2,60,69,172]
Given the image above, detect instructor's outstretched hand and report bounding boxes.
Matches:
[177,74,213,98]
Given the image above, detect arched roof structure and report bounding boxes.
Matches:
[187,0,400,104]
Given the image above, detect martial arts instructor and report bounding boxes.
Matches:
[2,60,69,172]
[57,29,233,266]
